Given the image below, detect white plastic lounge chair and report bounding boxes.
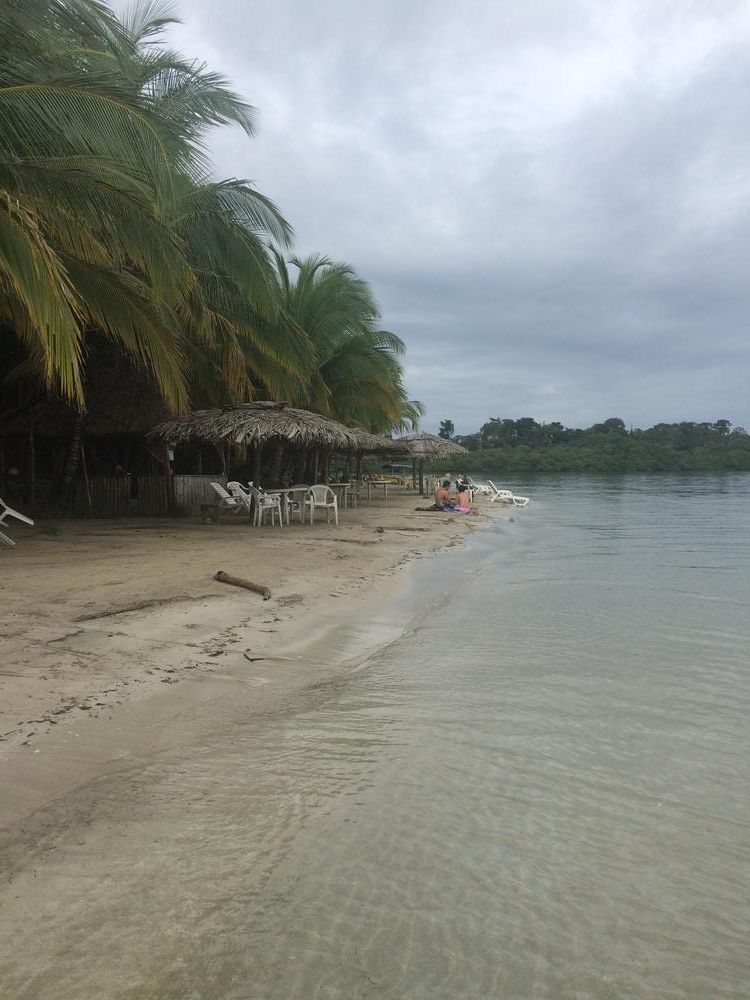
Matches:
[0,498,35,548]
[306,485,339,525]
[467,477,492,496]
[226,481,254,514]
[246,484,282,527]
[487,480,530,507]
[210,482,243,514]
[486,480,514,502]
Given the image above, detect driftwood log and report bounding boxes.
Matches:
[214,570,271,600]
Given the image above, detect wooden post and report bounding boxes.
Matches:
[268,440,284,487]
[80,442,93,514]
[252,443,261,486]
[214,443,226,479]
[412,458,417,490]
[294,447,306,484]
[321,447,330,484]
[164,442,175,511]
[418,458,425,495]
[29,423,36,512]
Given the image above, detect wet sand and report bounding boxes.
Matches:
[0,491,487,845]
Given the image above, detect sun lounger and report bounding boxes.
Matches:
[210,482,243,514]
[486,481,530,506]
[0,498,35,547]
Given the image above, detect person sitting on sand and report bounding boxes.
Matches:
[455,483,473,513]
[434,479,454,508]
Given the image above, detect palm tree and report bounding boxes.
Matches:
[269,253,422,432]
[0,0,301,412]
[96,0,307,405]
[1,0,190,406]
[1,0,421,459]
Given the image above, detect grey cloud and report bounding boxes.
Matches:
[162,0,750,433]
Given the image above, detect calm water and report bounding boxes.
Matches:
[2,474,749,999]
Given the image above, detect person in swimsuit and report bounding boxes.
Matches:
[434,479,454,508]
[455,483,472,512]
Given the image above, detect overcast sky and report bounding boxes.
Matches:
[160,0,749,433]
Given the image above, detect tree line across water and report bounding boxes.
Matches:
[436,418,750,473]
[0,0,421,434]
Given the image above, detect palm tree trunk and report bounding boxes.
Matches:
[61,411,84,509]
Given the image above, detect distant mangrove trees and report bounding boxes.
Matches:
[438,417,750,473]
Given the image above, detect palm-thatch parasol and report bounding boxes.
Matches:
[398,432,469,493]
[341,428,411,483]
[346,428,410,455]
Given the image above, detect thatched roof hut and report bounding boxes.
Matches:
[398,433,469,492]
[150,401,358,451]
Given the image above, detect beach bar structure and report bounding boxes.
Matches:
[399,433,468,494]
[150,401,410,491]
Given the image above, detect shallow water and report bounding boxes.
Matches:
[2,473,749,999]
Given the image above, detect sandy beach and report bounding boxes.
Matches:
[1,491,490,845]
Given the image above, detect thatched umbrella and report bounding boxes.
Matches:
[150,401,360,484]
[346,428,410,455]
[398,433,469,493]
[341,428,411,484]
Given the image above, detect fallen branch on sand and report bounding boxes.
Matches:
[377,526,430,532]
[214,570,271,600]
[76,594,220,621]
[243,650,301,663]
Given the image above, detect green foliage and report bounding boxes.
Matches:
[265,253,423,433]
[1,0,418,433]
[450,418,750,474]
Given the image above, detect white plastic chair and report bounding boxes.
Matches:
[246,484,282,527]
[306,485,338,525]
[0,498,35,548]
[210,482,243,514]
[284,485,309,524]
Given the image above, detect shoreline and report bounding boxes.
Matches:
[1,491,503,846]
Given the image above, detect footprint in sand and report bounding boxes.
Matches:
[276,594,304,606]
